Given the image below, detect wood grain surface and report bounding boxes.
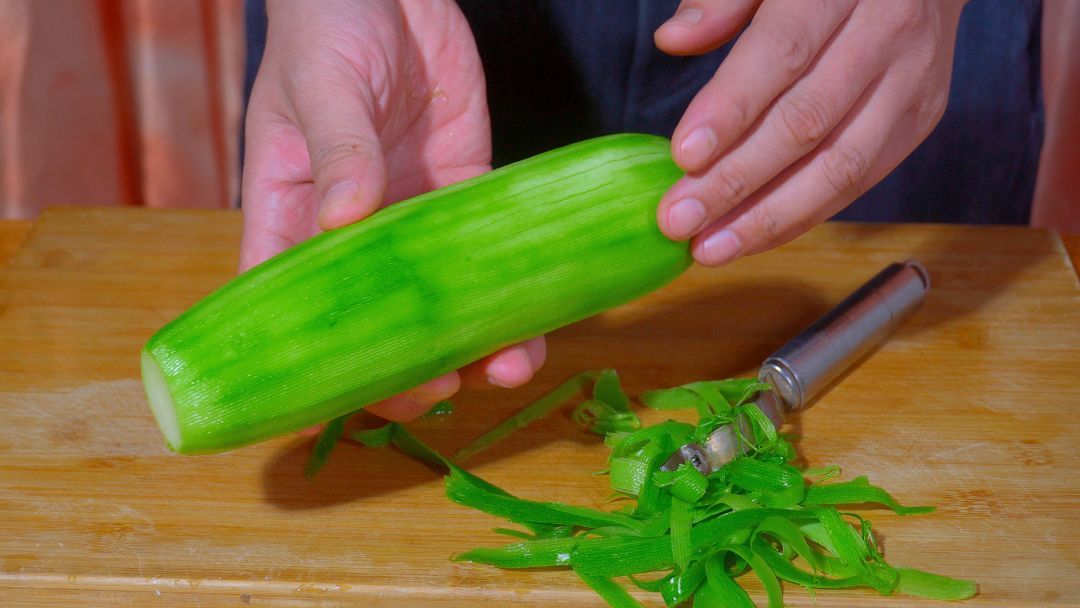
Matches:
[1,207,1077,606]
[0,220,32,268]
[1062,233,1080,279]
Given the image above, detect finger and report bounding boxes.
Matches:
[654,0,762,57]
[239,178,318,272]
[659,12,884,240]
[691,74,932,266]
[670,0,856,173]
[288,70,388,231]
[459,337,548,390]
[365,371,462,422]
[239,84,324,271]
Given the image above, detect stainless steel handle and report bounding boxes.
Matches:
[757,260,929,413]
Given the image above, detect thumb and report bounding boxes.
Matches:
[295,84,388,231]
[654,0,761,56]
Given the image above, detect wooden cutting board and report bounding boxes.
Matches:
[0,220,31,267]
[1,207,1078,607]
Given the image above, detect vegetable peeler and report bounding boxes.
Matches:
[662,260,930,475]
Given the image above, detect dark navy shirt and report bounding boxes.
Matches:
[244,0,1043,224]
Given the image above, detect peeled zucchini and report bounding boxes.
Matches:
[142,134,690,454]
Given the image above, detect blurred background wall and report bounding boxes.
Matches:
[0,0,1074,231]
[0,0,244,219]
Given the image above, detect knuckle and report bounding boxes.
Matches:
[915,87,949,131]
[730,95,756,133]
[779,90,835,148]
[727,93,755,133]
[752,205,785,243]
[309,138,375,173]
[766,20,814,77]
[889,2,929,36]
[746,204,813,252]
[706,161,752,210]
[819,145,872,198]
[284,59,326,91]
[787,214,816,241]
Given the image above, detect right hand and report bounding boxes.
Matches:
[653,0,961,265]
[241,0,546,422]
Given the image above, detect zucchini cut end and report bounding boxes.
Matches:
[141,350,181,451]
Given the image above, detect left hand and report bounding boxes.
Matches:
[242,0,545,422]
[654,0,966,266]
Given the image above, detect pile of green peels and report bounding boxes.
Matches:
[306,370,977,607]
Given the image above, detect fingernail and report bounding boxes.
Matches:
[679,127,717,170]
[318,180,359,226]
[486,374,514,389]
[667,198,708,239]
[524,338,547,369]
[669,6,703,25]
[700,229,742,266]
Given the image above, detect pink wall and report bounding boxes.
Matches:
[1033,0,1080,233]
[0,0,244,219]
[0,1,1074,230]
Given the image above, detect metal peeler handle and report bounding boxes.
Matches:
[663,260,931,474]
[758,260,930,414]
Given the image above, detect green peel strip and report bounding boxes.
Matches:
[670,495,694,571]
[804,475,935,515]
[303,414,348,480]
[897,568,979,600]
[317,372,976,607]
[575,570,646,608]
[453,370,601,462]
[421,400,455,418]
[653,463,708,503]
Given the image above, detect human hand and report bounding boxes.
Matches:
[241,0,545,421]
[654,0,965,265]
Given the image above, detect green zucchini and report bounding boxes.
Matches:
[142,133,691,454]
